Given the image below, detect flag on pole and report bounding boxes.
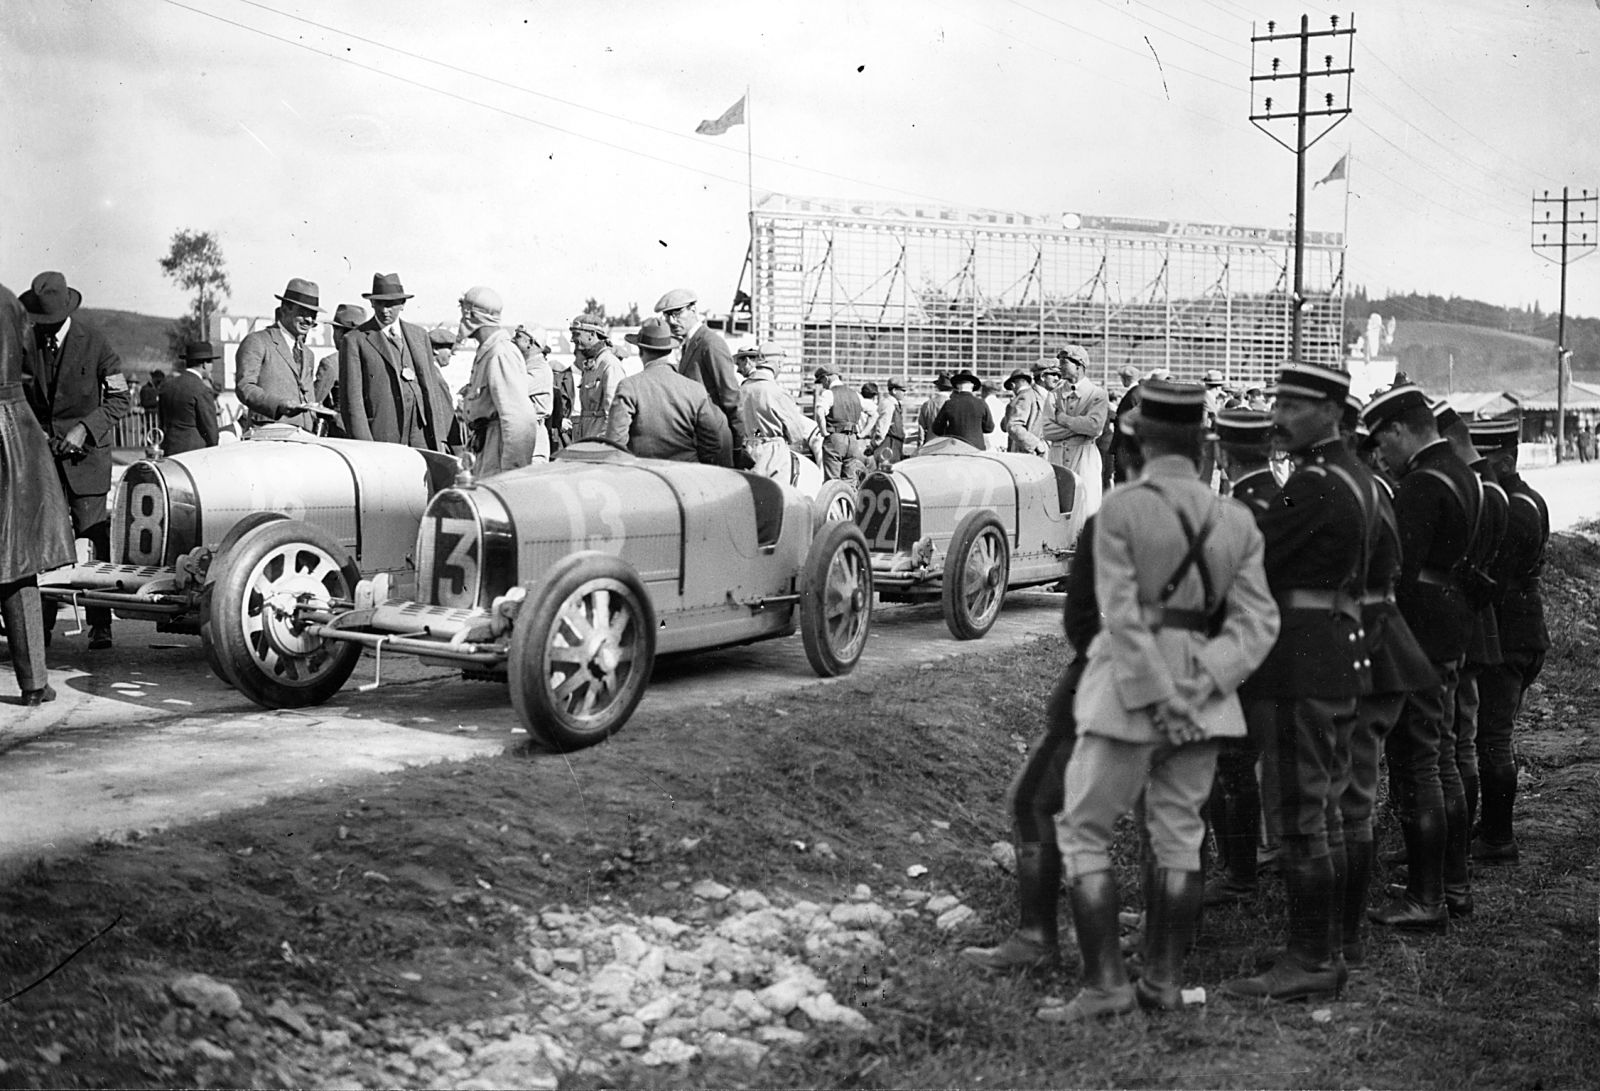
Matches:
[1313,153,1348,187]
[695,95,746,136]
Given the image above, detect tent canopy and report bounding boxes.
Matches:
[1519,379,1600,411]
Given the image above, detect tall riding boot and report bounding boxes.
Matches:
[1473,764,1519,862]
[1326,838,1349,991]
[1136,869,1203,1011]
[1059,870,1136,1021]
[1222,846,1340,1002]
[1370,807,1448,930]
[1443,797,1474,918]
[1341,839,1375,967]
[962,843,1062,970]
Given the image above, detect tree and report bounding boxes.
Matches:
[159,229,230,353]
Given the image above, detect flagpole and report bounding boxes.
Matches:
[1342,144,1353,248]
[745,86,757,341]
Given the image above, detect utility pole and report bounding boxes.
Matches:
[1532,187,1596,462]
[1250,14,1355,364]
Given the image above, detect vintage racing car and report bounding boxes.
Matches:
[855,438,1081,639]
[37,425,458,675]
[208,441,875,750]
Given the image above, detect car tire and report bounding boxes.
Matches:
[799,520,873,677]
[942,510,1010,641]
[203,520,363,709]
[813,480,858,531]
[509,552,657,751]
[199,512,289,690]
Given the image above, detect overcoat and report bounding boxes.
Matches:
[157,369,219,455]
[338,319,454,449]
[23,313,130,497]
[1,285,74,582]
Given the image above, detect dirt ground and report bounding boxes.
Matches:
[3,530,1599,1089]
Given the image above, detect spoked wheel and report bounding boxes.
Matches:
[509,552,657,751]
[942,510,1010,640]
[202,520,363,708]
[799,520,873,677]
[811,479,858,532]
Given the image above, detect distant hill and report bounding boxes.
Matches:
[1386,320,1561,397]
[78,308,179,379]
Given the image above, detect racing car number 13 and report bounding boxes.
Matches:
[421,515,480,608]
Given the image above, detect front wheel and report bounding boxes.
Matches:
[799,520,873,677]
[202,520,363,708]
[812,479,857,533]
[942,510,1010,640]
[508,552,657,751]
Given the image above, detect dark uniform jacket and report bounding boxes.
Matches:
[338,319,454,449]
[1462,460,1508,668]
[1360,471,1438,695]
[1392,438,1478,665]
[1243,436,1370,700]
[677,324,744,449]
[157,368,219,455]
[1490,470,1550,655]
[1228,467,1280,515]
[932,390,993,450]
[608,359,732,465]
[24,314,130,497]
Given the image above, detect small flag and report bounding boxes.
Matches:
[695,95,746,137]
[1314,154,1348,187]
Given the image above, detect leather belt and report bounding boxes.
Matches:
[1281,588,1361,621]
[1140,604,1213,633]
[829,427,857,435]
[1359,588,1396,606]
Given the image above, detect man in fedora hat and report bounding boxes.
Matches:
[1054,380,1278,1020]
[656,288,746,461]
[236,277,335,434]
[3,280,75,699]
[456,286,542,475]
[932,370,993,450]
[339,273,454,451]
[20,271,131,649]
[158,342,221,455]
[317,303,367,439]
[608,316,730,465]
[1003,363,1050,457]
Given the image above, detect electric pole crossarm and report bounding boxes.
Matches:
[1250,68,1355,81]
[1253,24,1355,44]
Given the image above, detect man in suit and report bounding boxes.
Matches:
[656,288,745,459]
[316,304,367,439]
[1359,382,1479,931]
[1222,363,1373,1003]
[3,280,75,700]
[1468,416,1548,865]
[1003,363,1050,457]
[931,370,993,450]
[1054,380,1278,1020]
[236,278,335,433]
[607,317,730,465]
[158,342,220,455]
[20,271,131,649]
[339,273,454,450]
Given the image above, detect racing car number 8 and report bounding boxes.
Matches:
[124,482,166,565]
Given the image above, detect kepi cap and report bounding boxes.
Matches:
[1127,379,1207,435]
[1274,362,1350,403]
[1214,408,1274,446]
[1468,415,1520,452]
[1360,382,1431,432]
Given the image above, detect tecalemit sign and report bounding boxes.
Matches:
[757,194,1343,247]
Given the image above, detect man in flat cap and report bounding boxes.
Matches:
[570,314,628,443]
[1468,416,1547,866]
[237,277,335,434]
[1222,362,1375,1003]
[868,376,907,466]
[1003,363,1050,457]
[455,287,541,476]
[1055,379,1278,1020]
[158,342,221,456]
[1042,345,1109,521]
[656,288,745,461]
[20,271,131,649]
[1354,384,1480,933]
[339,273,454,451]
[608,316,730,465]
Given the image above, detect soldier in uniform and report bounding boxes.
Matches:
[1201,409,1278,907]
[1335,398,1438,969]
[1469,416,1549,864]
[1054,380,1278,1020]
[570,315,627,443]
[607,317,730,465]
[1003,363,1051,457]
[20,271,132,650]
[1222,363,1371,1003]
[1359,382,1479,931]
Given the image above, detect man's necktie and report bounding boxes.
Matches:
[293,340,305,369]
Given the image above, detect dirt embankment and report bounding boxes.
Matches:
[3,532,1600,1089]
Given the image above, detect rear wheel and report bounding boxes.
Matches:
[799,521,873,677]
[509,553,656,751]
[203,520,362,708]
[942,510,1009,640]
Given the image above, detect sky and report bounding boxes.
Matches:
[4,0,1600,329]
